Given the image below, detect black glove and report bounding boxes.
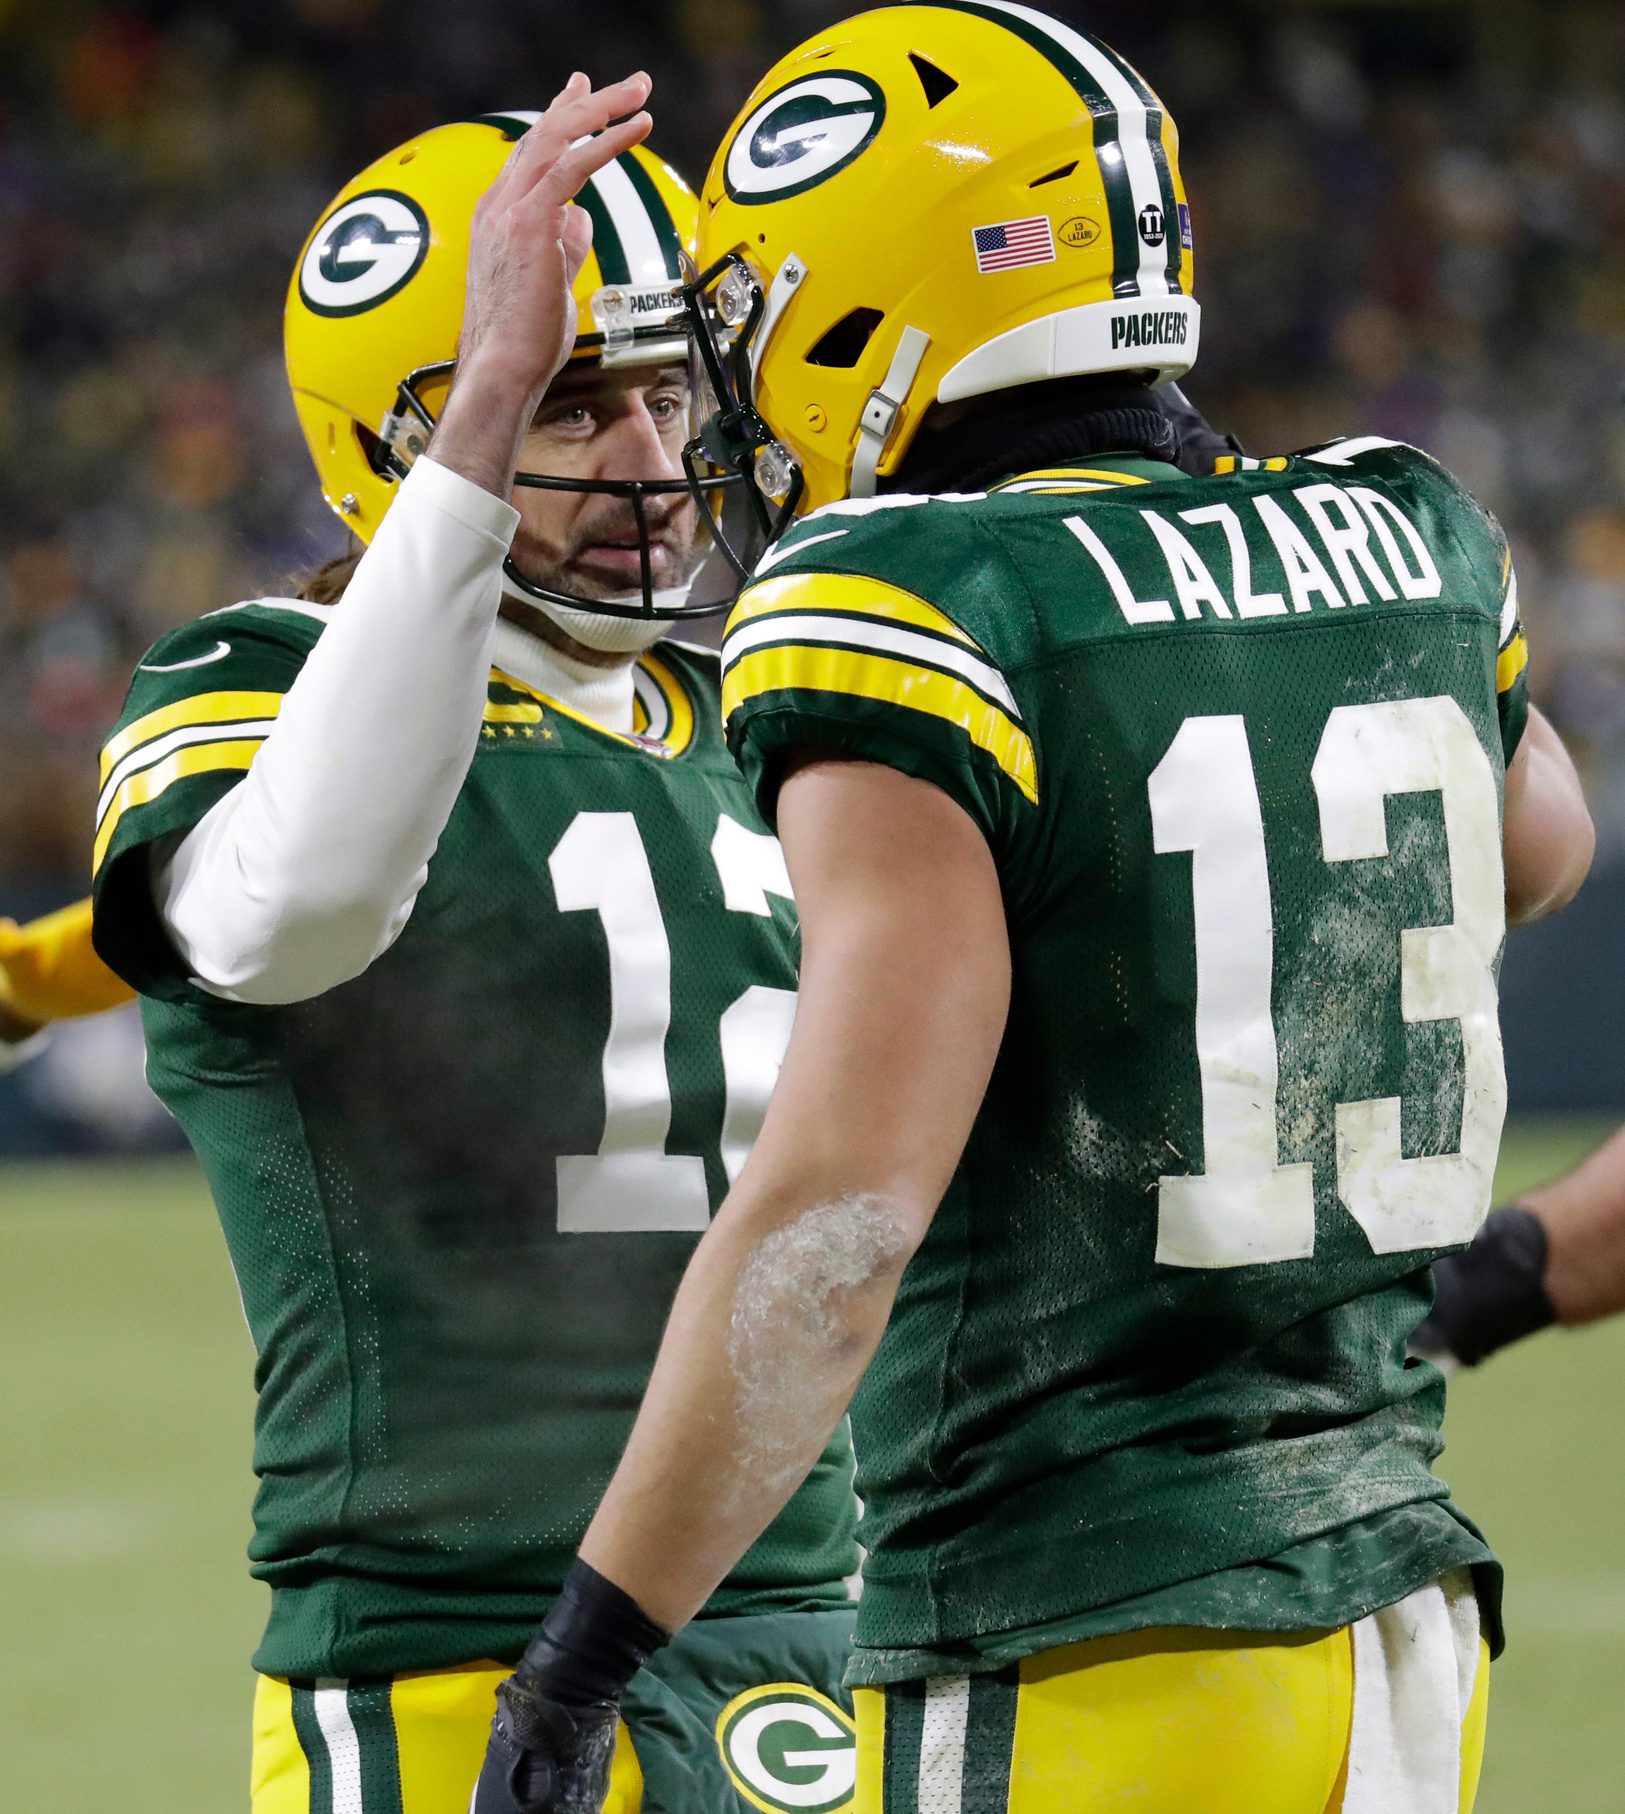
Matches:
[472,1560,669,1814]
[1412,1205,1557,1366]
[471,1672,618,1814]
[1159,382,1245,476]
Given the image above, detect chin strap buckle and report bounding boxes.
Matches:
[851,326,932,498]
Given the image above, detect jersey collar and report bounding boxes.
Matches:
[990,452,1188,495]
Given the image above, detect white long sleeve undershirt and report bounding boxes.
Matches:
[154,457,637,1006]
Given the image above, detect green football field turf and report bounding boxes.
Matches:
[2,1124,1623,1811]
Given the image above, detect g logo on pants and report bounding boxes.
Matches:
[715,1684,857,1813]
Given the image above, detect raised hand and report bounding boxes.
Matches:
[433,71,654,498]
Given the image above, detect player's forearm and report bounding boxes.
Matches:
[579,760,1010,1633]
[157,456,518,1003]
[1524,1123,1625,1326]
[580,1177,915,1633]
[425,359,546,503]
[1504,705,1593,926]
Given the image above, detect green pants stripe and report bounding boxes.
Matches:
[289,1681,404,1814]
[879,1669,1019,1811]
[961,1669,1019,1813]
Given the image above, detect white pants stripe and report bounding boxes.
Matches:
[313,1684,367,1814]
[917,1675,971,1813]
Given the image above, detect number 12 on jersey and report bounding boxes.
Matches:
[1149,698,1506,1270]
[548,811,796,1234]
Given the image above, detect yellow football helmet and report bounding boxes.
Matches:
[684,2,1198,545]
[285,114,718,619]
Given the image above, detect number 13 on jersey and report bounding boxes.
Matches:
[1149,697,1506,1269]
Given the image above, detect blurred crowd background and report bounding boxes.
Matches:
[0,0,1622,1147]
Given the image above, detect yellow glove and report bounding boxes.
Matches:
[0,898,136,1027]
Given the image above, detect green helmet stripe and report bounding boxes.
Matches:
[469,111,539,141]
[618,153,685,281]
[934,1,1139,296]
[576,173,631,286]
[931,1,1178,300]
[1088,37,1185,295]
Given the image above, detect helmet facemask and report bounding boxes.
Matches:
[680,253,805,585]
[372,327,743,630]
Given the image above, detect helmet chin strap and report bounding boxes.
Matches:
[499,575,696,656]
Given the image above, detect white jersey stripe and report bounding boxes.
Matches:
[1499,567,1520,649]
[631,664,671,740]
[206,596,336,625]
[975,0,1170,297]
[587,157,666,286]
[752,527,851,578]
[313,1685,366,1813]
[918,1676,971,1813]
[97,717,277,827]
[722,612,1020,717]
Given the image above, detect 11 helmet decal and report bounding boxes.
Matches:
[724,73,887,204]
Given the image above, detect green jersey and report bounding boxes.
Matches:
[720,438,1529,1684]
[91,604,859,1680]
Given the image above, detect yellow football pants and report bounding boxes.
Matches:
[251,1664,644,1814]
[854,1623,1490,1813]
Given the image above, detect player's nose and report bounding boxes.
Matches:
[589,395,683,486]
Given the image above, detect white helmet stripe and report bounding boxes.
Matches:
[585,157,669,288]
[969,0,1173,299]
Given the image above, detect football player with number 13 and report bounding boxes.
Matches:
[475,10,1594,1813]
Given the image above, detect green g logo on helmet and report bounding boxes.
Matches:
[297,190,430,317]
[715,1683,857,1813]
[724,73,885,204]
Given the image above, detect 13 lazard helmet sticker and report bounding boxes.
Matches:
[725,73,886,204]
[715,1684,857,1814]
[299,190,430,316]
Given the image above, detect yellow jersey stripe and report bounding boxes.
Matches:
[101,690,284,784]
[729,573,980,649]
[993,466,1151,490]
[94,738,264,875]
[1214,455,1290,475]
[637,653,695,755]
[489,663,694,758]
[725,612,1020,717]
[492,668,625,747]
[483,699,544,725]
[1497,632,1529,694]
[722,644,1038,805]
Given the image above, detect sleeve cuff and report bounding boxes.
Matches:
[406,455,522,547]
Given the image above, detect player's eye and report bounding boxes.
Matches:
[647,389,689,425]
[534,402,595,437]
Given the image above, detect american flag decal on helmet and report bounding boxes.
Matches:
[972,215,1056,274]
